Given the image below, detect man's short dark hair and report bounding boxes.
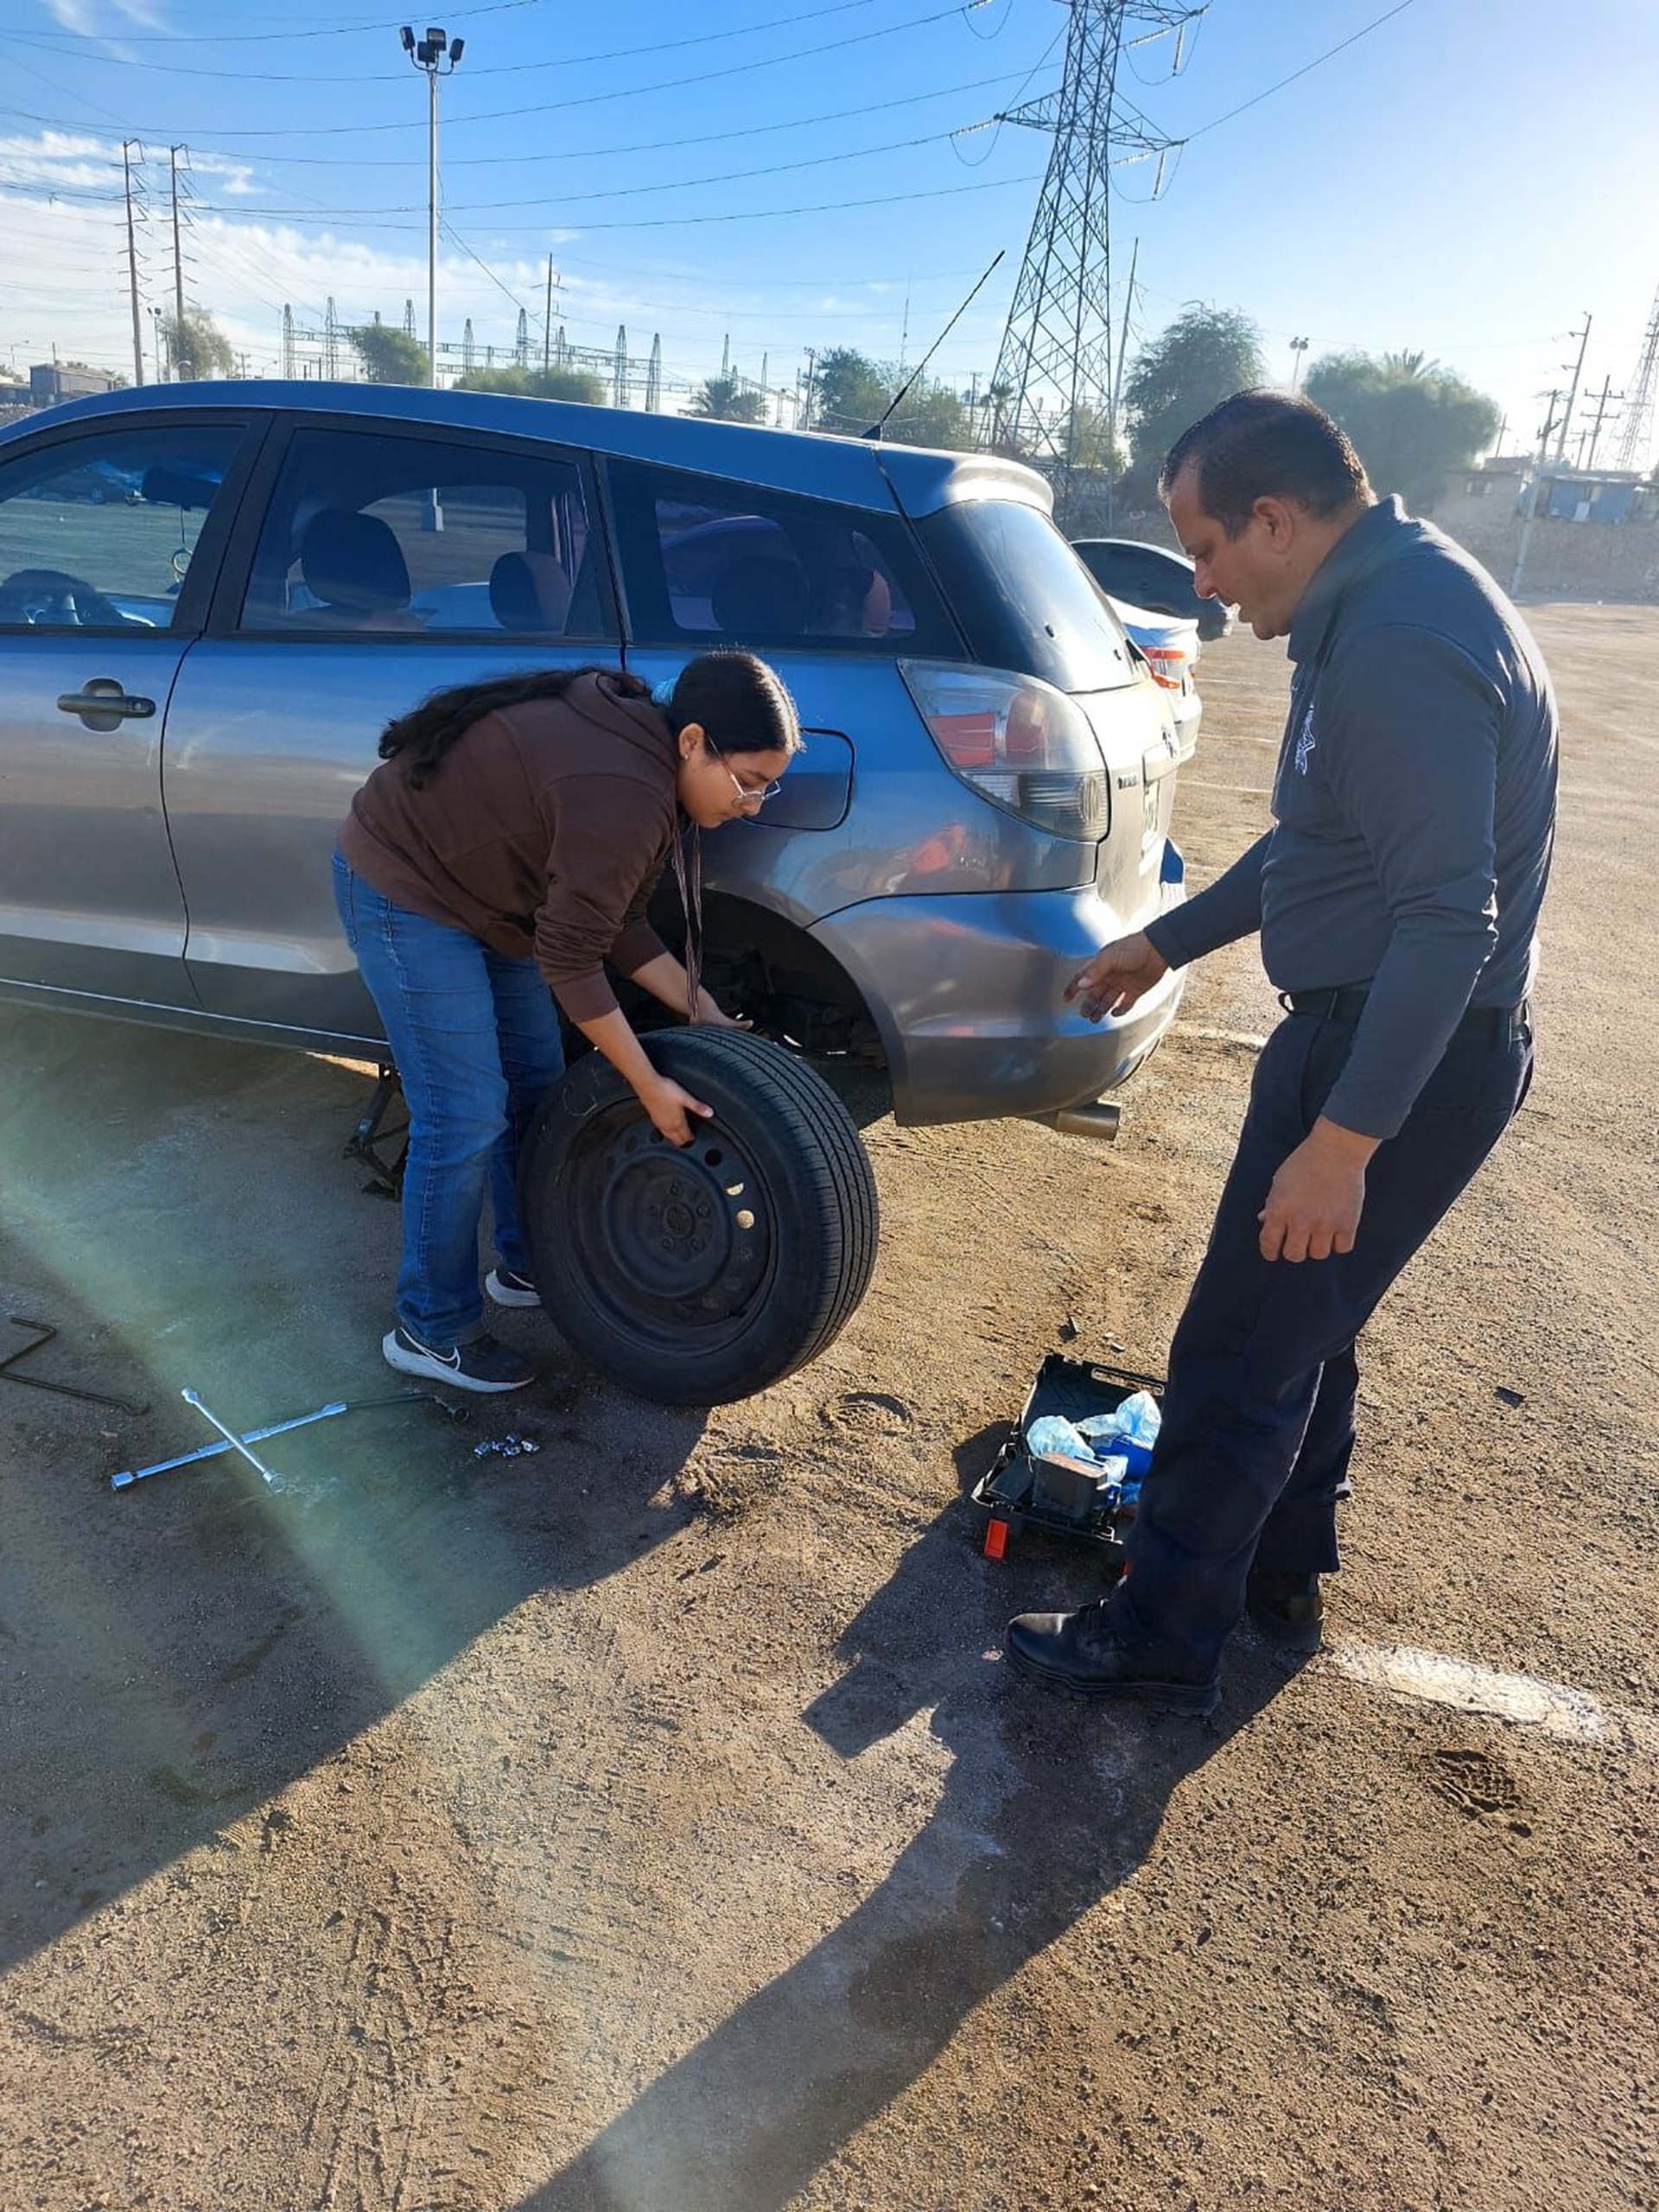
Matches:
[1160,389,1371,538]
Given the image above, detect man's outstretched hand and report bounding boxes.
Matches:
[1065,931,1169,1022]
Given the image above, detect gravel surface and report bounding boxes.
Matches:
[2,602,1655,2211]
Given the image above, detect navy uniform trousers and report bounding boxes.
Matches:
[1106,1001,1534,1679]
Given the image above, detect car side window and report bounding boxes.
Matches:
[239,426,611,639]
[607,458,951,653]
[0,425,242,632]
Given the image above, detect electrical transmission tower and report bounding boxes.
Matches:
[991,0,1204,522]
[1612,283,1659,474]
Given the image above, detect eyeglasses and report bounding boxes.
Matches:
[706,735,782,808]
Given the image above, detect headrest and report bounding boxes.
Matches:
[709,555,810,639]
[489,550,573,633]
[299,511,411,613]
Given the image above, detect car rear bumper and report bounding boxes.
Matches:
[808,842,1188,1126]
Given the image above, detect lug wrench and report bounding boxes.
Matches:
[112,1389,468,1492]
[112,1401,349,1490]
[181,1388,286,1491]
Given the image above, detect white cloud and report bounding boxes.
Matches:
[0,132,910,391]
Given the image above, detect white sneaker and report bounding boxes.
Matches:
[382,1325,532,1394]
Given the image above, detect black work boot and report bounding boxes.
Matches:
[1004,1602,1219,1715]
[1244,1569,1325,1653]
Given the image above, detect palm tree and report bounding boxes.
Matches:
[688,375,767,425]
[1381,350,1442,381]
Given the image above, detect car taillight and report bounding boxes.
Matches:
[1139,645,1188,691]
[899,660,1108,841]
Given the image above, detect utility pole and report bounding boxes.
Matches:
[1554,311,1591,466]
[122,140,145,386]
[1109,235,1139,459]
[1580,375,1621,472]
[543,253,555,378]
[1512,390,1561,599]
[400,23,465,390]
[169,144,187,377]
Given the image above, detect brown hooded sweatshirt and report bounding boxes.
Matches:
[338,671,677,1023]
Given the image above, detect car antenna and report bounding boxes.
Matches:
[862,249,1005,442]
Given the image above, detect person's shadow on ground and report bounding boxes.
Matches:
[515,1433,1308,2212]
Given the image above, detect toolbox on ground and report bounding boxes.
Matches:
[971,1351,1166,1564]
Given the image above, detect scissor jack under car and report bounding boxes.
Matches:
[344,1064,408,1199]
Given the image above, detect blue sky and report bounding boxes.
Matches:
[3,0,1657,466]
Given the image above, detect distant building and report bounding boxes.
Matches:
[29,361,118,408]
[1439,456,1656,533]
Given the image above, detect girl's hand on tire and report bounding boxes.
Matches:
[642,1075,715,1146]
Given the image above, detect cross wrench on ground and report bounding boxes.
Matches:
[112,1401,348,1490]
[181,1387,286,1491]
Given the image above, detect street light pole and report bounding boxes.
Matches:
[400,24,465,391]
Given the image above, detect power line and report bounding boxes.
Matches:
[186,168,1044,238]
[3,0,893,81]
[0,0,996,138]
[1179,0,1419,143]
[5,0,557,43]
[186,122,984,218]
[64,67,1033,168]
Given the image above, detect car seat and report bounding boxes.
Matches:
[488,550,573,634]
[291,511,424,630]
[709,555,810,639]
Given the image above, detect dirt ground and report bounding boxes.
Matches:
[3,601,1656,2212]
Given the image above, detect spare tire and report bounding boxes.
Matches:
[518,1028,879,1406]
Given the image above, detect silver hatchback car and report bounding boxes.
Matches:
[0,383,1191,1128]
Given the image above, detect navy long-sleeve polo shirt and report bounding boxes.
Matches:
[1146,496,1559,1139]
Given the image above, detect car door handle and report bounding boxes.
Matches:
[56,681,156,727]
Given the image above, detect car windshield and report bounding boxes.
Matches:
[918,498,1137,693]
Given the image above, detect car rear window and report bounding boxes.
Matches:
[918,499,1138,693]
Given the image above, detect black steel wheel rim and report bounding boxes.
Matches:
[563,1106,776,1349]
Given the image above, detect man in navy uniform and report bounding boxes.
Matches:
[1007,390,1558,1714]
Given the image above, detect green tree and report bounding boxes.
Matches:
[162,308,235,382]
[883,376,973,451]
[810,346,889,435]
[1122,306,1266,493]
[453,364,607,404]
[688,374,768,424]
[349,323,430,385]
[1058,398,1125,480]
[805,346,974,449]
[1304,350,1500,509]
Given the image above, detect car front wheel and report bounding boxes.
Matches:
[518,1027,879,1405]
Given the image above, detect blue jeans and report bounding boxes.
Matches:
[333,854,565,1346]
[1104,1005,1535,1679]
